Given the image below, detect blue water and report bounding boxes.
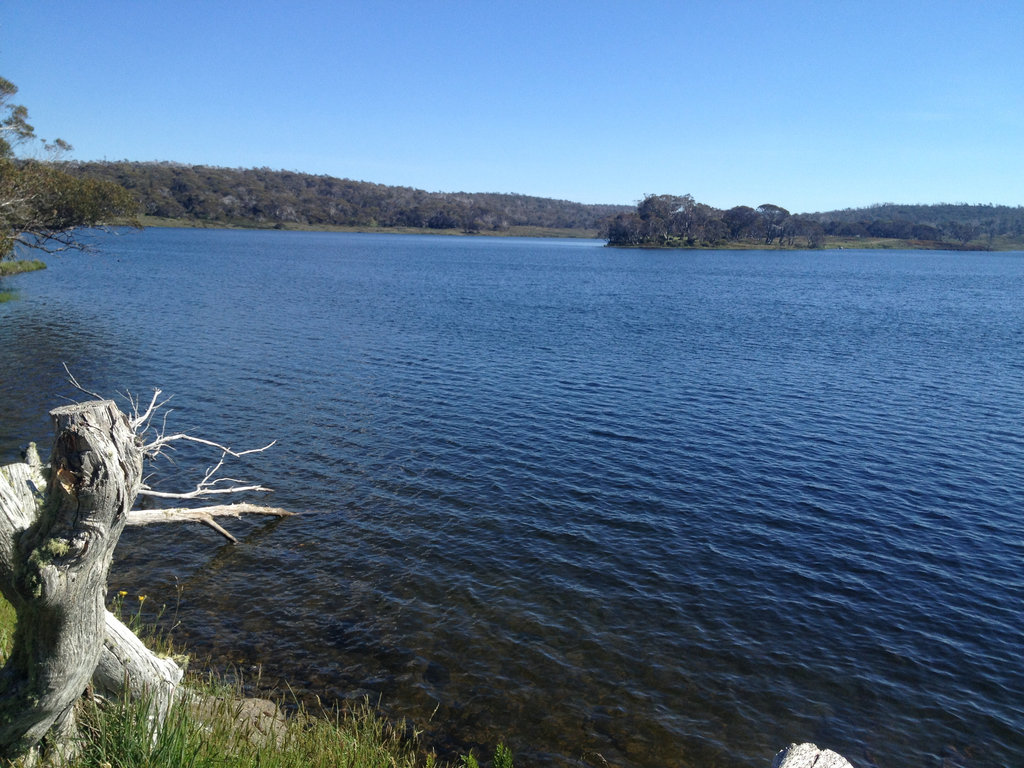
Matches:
[1,229,1022,768]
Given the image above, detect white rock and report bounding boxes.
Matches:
[772,742,855,768]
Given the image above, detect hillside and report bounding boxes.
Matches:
[807,202,1024,244]
[601,194,1024,250]
[61,161,630,235]
[56,162,1024,249]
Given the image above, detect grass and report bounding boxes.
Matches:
[0,259,46,277]
[0,593,514,768]
[0,596,15,657]
[0,593,512,768]
[76,690,436,768]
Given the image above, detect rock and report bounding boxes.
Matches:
[773,742,855,768]
[188,694,288,748]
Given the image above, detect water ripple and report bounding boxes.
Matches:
[2,233,1023,768]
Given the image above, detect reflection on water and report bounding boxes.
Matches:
[2,230,1023,768]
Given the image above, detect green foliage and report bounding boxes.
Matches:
[0,76,35,159]
[603,193,1024,250]
[77,691,439,768]
[493,743,514,768]
[0,76,140,260]
[0,595,16,662]
[0,158,140,259]
[61,160,629,234]
[461,743,513,768]
[0,258,45,276]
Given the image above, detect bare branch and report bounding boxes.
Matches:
[144,433,276,460]
[62,362,105,401]
[50,374,277,507]
[137,484,272,500]
[126,503,293,523]
[125,503,295,544]
[125,388,174,433]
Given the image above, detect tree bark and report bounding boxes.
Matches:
[93,609,184,730]
[0,400,143,760]
[0,399,291,760]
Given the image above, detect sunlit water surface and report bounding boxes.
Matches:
[1,230,1022,768]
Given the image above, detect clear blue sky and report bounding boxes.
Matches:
[3,0,1022,212]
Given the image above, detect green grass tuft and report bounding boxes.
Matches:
[77,691,439,768]
[0,259,46,276]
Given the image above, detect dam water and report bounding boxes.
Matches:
[1,229,1022,767]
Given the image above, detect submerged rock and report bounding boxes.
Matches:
[773,742,855,768]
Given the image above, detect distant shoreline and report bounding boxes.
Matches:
[139,218,1019,251]
[605,237,1014,252]
[138,215,598,239]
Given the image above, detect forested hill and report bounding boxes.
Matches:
[601,194,1024,250]
[60,161,630,234]
[807,202,1024,242]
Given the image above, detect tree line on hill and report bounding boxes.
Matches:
[26,153,1024,250]
[600,194,1024,249]
[60,161,630,233]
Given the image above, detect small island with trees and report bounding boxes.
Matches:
[600,194,1024,251]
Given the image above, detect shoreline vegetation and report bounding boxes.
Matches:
[57,161,1024,252]
[0,595,486,768]
[0,258,45,276]
[140,215,1023,252]
[604,236,1021,251]
[138,214,598,239]
[601,194,1024,251]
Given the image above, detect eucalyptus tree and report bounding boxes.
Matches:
[0,76,138,260]
[756,203,790,245]
[723,205,759,240]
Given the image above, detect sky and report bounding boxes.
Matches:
[2,0,1022,212]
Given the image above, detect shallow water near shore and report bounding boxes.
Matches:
[2,229,1022,767]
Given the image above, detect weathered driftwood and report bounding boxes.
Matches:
[127,503,295,543]
[0,401,143,760]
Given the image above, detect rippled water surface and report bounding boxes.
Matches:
[2,230,1023,768]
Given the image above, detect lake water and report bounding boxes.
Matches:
[1,229,1022,768]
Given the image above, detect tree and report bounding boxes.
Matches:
[600,212,643,245]
[0,76,138,260]
[756,203,790,245]
[722,205,759,240]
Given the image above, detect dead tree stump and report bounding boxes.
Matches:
[0,400,143,760]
